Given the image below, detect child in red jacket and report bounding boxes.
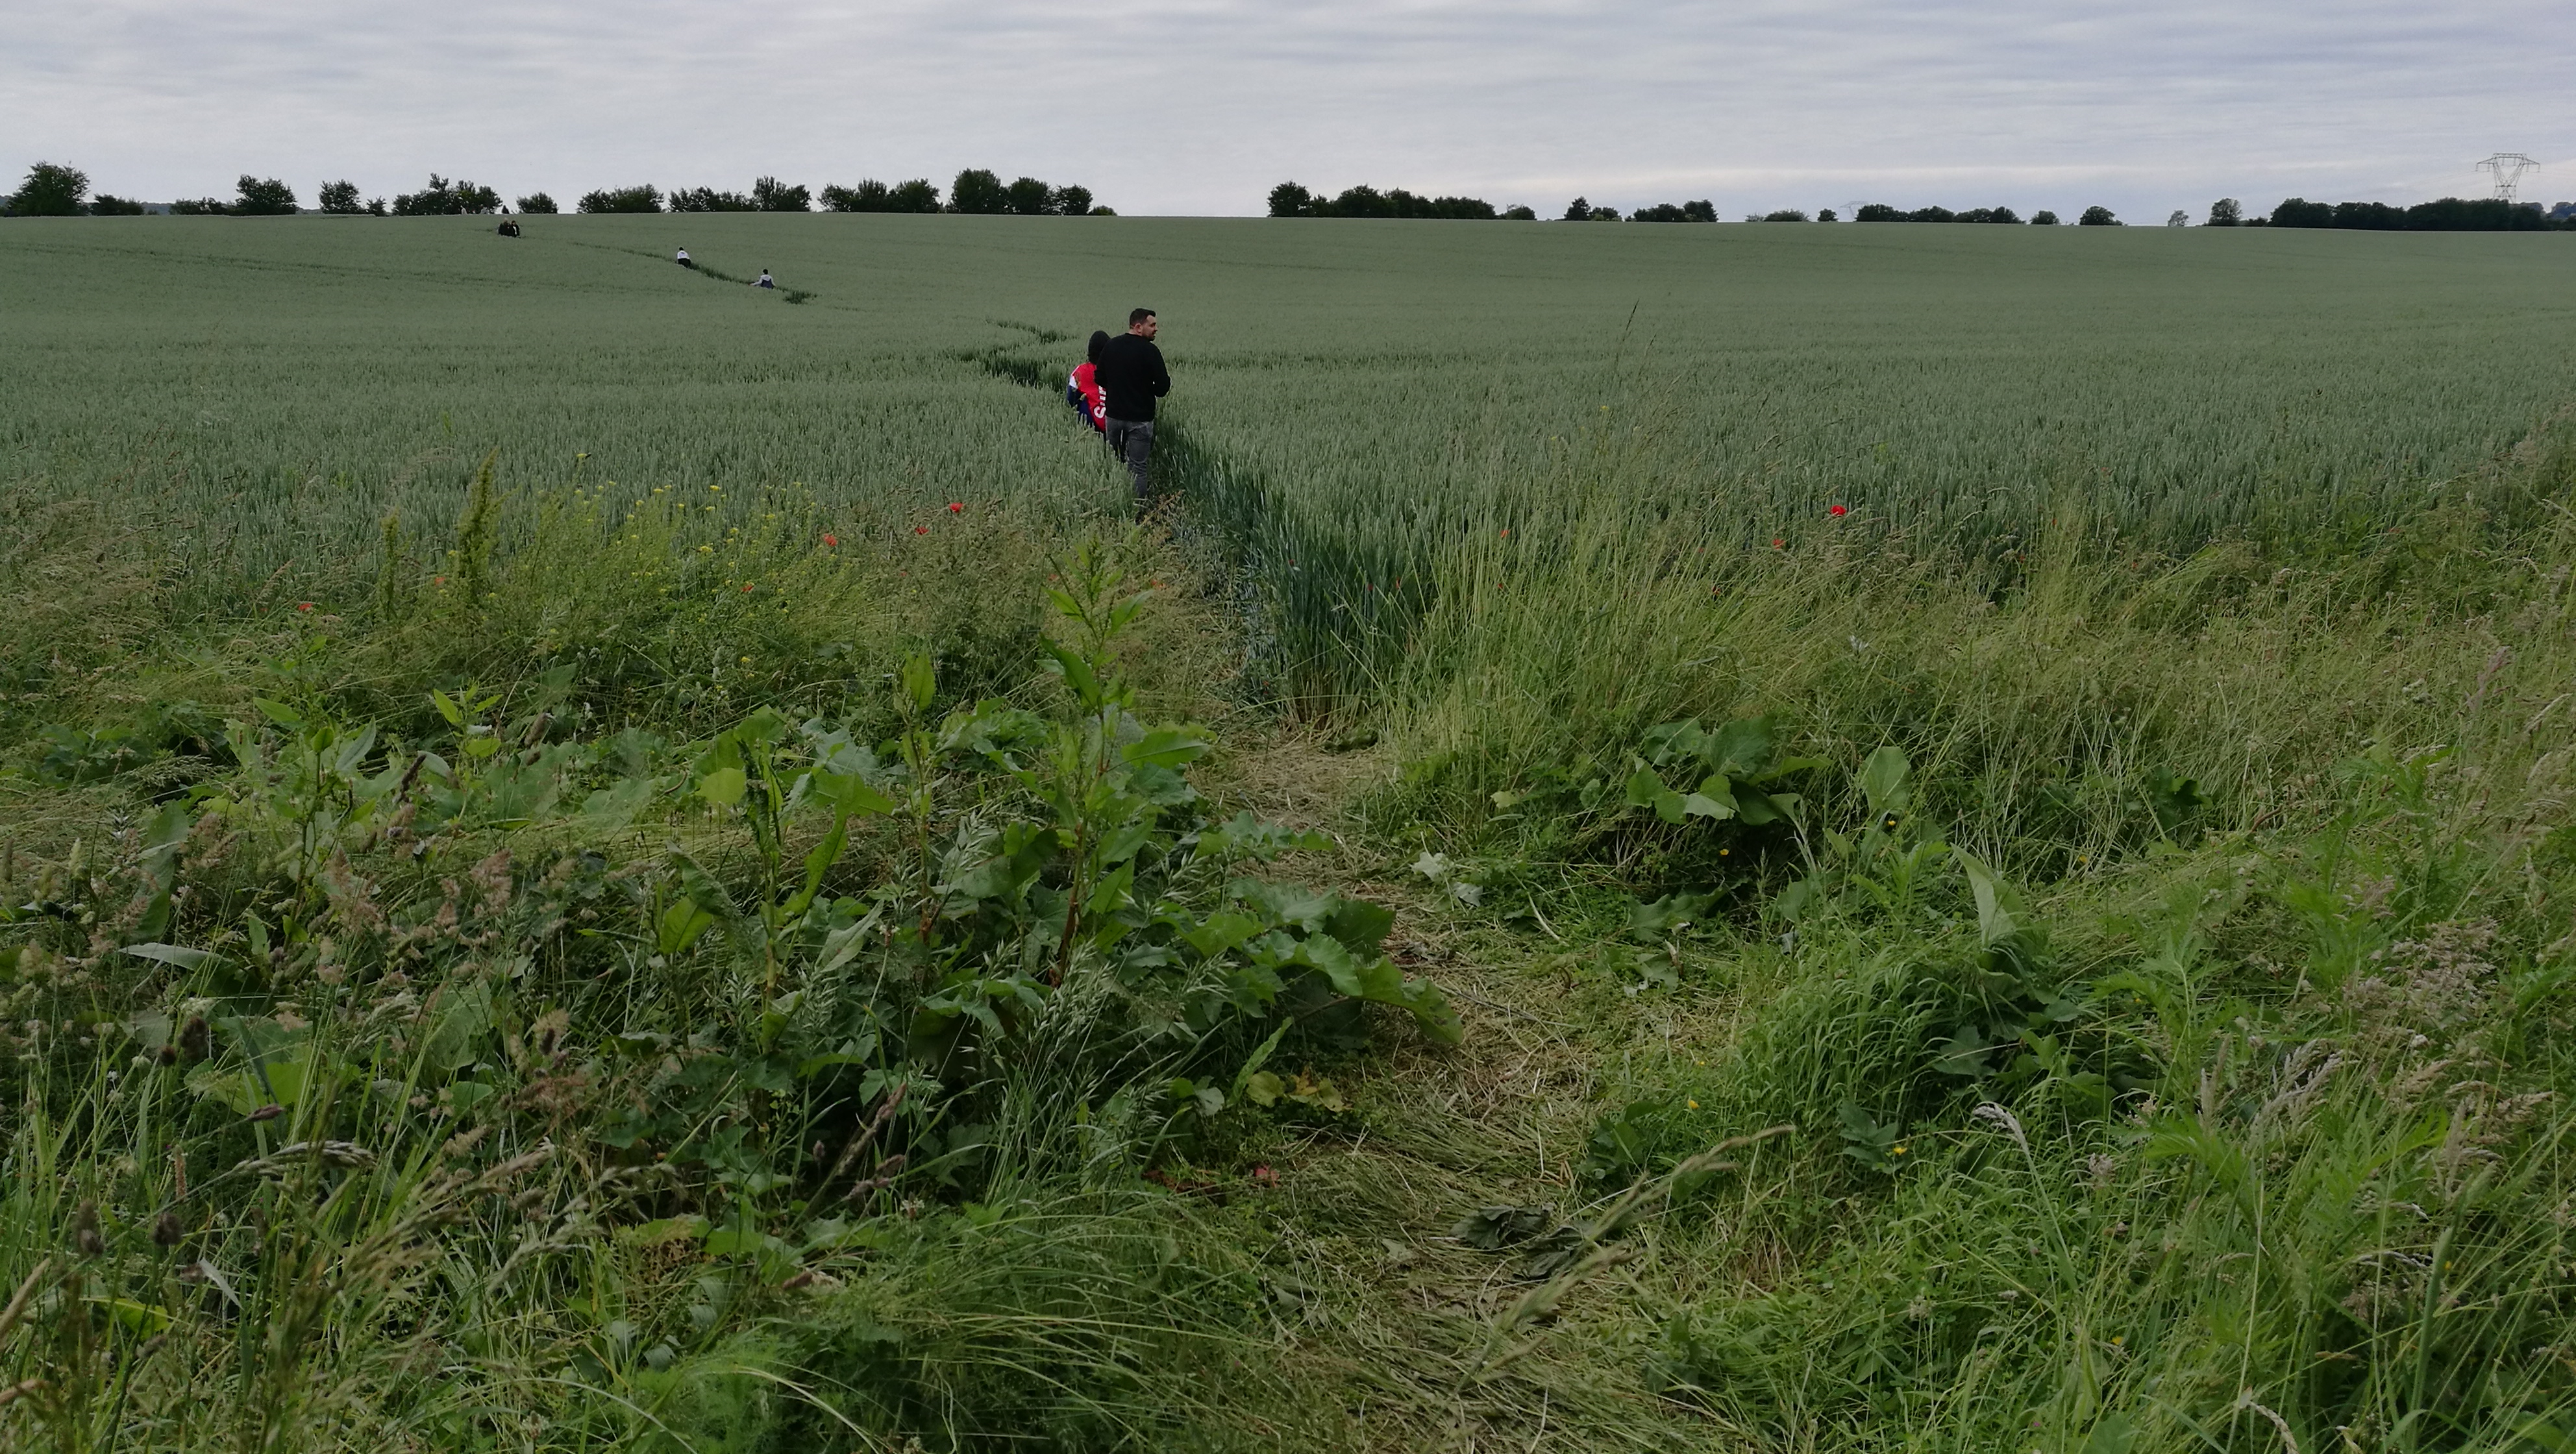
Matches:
[1065,330,1109,434]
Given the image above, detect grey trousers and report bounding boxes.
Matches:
[1106,417,1155,499]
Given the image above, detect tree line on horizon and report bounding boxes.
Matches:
[0,164,1109,218]
[1269,180,2576,232]
[9,161,2571,231]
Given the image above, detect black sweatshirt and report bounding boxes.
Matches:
[1095,334,1170,422]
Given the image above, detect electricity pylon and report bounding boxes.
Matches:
[2477,153,2540,202]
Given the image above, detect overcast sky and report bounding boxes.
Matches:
[5,0,2570,219]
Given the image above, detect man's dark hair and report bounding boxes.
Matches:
[1087,330,1110,364]
[1128,307,1155,327]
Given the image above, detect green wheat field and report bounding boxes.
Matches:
[4,213,2575,1452]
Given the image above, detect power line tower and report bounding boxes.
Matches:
[2477,153,2540,202]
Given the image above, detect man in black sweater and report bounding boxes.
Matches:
[1095,308,1170,501]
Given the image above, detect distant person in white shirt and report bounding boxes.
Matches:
[753,269,776,289]
[675,247,693,269]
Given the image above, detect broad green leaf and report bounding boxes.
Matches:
[578,776,658,828]
[1322,896,1395,955]
[421,978,495,1071]
[808,770,896,817]
[1183,911,1263,958]
[1859,745,1911,812]
[1703,717,1775,778]
[253,697,304,728]
[899,654,937,713]
[695,767,747,808]
[1624,766,1668,809]
[658,898,719,955]
[1950,846,2018,947]
[121,943,217,971]
[1120,726,1210,770]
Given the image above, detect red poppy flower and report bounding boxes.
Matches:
[946,502,963,513]
[823,533,839,547]
[1827,504,1848,517]
[295,602,314,612]
[1772,538,1786,548]
[913,525,928,535]
[741,584,754,593]
[1499,528,1510,539]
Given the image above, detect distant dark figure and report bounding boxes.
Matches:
[676,247,693,268]
[1066,330,1108,434]
[753,269,776,288]
[497,218,521,238]
[1096,309,1170,502]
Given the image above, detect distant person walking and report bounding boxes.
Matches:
[675,247,693,268]
[1066,330,1109,434]
[1095,308,1169,501]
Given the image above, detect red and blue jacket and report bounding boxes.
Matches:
[1066,362,1106,433]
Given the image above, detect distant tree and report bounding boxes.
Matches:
[1502,204,1537,220]
[317,180,364,214]
[949,169,1007,214]
[887,179,941,212]
[752,177,810,212]
[578,184,663,214]
[2268,197,2331,228]
[365,197,388,216]
[1589,204,1620,221]
[234,176,298,215]
[1089,206,1116,216]
[2552,201,2576,223]
[1049,184,1094,216]
[7,162,90,216]
[2206,197,2242,227]
[169,198,229,215]
[1683,199,1716,222]
[669,187,755,212]
[1002,176,1052,215]
[2405,196,2547,231]
[1633,201,1713,222]
[393,175,499,215]
[1563,197,1592,221]
[88,195,146,215]
[2164,210,2188,227]
[1854,203,1903,222]
[1428,194,1498,219]
[1907,205,1957,223]
[1761,208,1810,222]
[1816,208,1838,222]
[1268,181,1314,217]
[2030,210,2060,225]
[2078,206,2120,226]
[820,181,889,212]
[2329,200,2405,230]
[1965,205,2020,224]
[1326,185,1391,218]
[515,192,558,214]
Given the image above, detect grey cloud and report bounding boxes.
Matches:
[3,0,2568,218]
